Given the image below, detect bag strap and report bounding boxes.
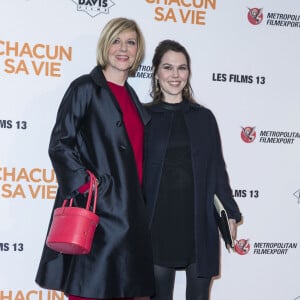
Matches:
[85,170,98,213]
[62,170,98,212]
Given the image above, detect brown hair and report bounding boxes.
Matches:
[150,39,195,104]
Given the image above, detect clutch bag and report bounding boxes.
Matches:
[214,194,234,249]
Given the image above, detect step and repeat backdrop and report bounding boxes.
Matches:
[0,1,299,299]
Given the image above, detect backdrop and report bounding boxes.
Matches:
[1,1,300,299]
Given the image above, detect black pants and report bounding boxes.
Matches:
[151,264,211,300]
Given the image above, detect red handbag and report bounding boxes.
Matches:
[46,170,100,255]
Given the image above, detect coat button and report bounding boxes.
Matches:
[119,145,126,151]
[116,120,122,127]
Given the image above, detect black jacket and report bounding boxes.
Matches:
[143,100,242,277]
[35,66,155,298]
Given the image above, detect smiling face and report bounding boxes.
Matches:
[105,30,138,79]
[156,50,189,103]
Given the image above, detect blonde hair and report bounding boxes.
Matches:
[96,17,145,77]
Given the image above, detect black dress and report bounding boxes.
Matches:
[150,101,195,268]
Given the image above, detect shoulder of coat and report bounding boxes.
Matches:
[68,68,107,93]
[70,74,93,87]
[189,102,213,115]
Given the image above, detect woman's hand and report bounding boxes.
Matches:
[228,218,237,241]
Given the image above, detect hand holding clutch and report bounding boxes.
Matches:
[228,218,237,241]
[214,194,235,250]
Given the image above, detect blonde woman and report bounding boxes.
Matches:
[36,18,154,300]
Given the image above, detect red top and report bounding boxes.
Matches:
[108,81,144,185]
[78,81,144,194]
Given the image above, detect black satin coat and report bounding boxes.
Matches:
[35,66,155,298]
[143,100,242,277]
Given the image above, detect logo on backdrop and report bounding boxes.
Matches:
[71,0,115,17]
[0,290,64,300]
[212,72,266,85]
[247,7,263,25]
[246,6,300,28]
[234,240,298,255]
[0,167,57,200]
[0,119,27,130]
[134,64,152,79]
[266,12,300,28]
[240,126,300,145]
[253,242,298,255]
[241,126,256,143]
[0,40,72,77]
[293,189,300,204]
[235,239,250,255]
[145,0,217,26]
[233,189,259,199]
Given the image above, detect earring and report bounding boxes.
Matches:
[155,79,160,93]
[183,85,189,94]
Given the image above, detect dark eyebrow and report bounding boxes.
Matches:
[161,63,188,67]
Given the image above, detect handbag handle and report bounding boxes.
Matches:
[63,170,98,213]
[85,170,98,213]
